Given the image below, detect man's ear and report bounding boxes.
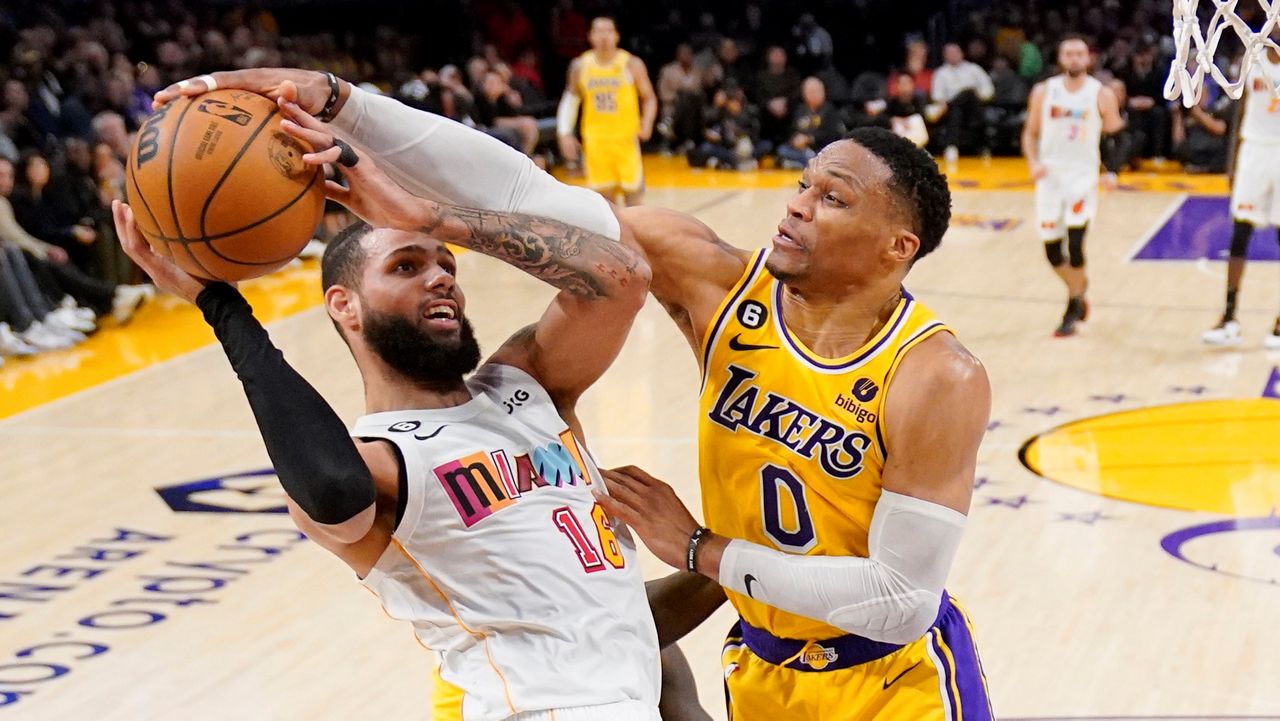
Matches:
[326,285,361,333]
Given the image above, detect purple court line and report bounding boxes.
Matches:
[1133,196,1280,262]
[1124,193,1189,261]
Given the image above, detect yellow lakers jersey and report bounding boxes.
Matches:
[699,249,951,640]
[576,49,640,140]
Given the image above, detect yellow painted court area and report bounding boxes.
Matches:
[1021,398,1280,516]
[1,261,323,419]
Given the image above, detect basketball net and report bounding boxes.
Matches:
[1165,0,1280,106]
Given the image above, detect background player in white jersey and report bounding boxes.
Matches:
[109,95,718,720]
[1203,34,1280,349]
[1022,36,1126,337]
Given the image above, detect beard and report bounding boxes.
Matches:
[362,308,482,387]
[1066,67,1086,77]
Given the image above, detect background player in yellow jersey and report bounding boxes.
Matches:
[161,68,991,720]
[557,16,657,206]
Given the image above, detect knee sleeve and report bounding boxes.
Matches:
[1230,220,1254,258]
[1067,226,1087,268]
[1044,239,1066,267]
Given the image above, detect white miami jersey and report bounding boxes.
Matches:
[355,363,660,721]
[1240,53,1280,143]
[1039,74,1103,170]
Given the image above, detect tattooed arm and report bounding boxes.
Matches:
[302,115,652,412]
[424,203,654,415]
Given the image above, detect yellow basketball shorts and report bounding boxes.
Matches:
[583,135,643,192]
[722,594,992,721]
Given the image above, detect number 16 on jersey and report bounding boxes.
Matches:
[553,502,626,573]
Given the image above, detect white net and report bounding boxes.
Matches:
[1165,0,1280,106]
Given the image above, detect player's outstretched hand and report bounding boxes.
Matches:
[598,465,702,571]
[276,97,423,230]
[112,200,211,303]
[153,68,333,115]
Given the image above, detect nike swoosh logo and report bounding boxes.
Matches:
[883,660,922,690]
[414,425,448,441]
[728,334,778,352]
[744,574,760,598]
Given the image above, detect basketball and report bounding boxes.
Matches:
[124,89,325,282]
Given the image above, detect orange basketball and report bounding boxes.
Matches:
[125,89,325,282]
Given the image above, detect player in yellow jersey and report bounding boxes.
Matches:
[556,16,657,206]
[600,127,994,720]
[160,67,991,720]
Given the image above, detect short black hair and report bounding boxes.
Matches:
[321,220,373,292]
[843,127,951,262]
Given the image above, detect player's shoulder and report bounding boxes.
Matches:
[892,331,989,402]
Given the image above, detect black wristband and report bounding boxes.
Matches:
[317,71,341,122]
[1101,132,1127,174]
[196,282,375,526]
[686,527,712,573]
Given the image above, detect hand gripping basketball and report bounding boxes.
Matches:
[154,69,335,117]
[275,98,428,231]
[111,199,215,304]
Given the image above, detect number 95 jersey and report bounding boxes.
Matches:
[354,363,659,721]
[699,250,951,640]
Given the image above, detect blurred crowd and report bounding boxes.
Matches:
[0,0,1251,365]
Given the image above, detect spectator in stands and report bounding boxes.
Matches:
[755,46,801,147]
[657,43,710,152]
[889,39,934,100]
[791,13,834,75]
[1171,91,1232,173]
[0,156,113,352]
[932,42,995,161]
[1123,44,1169,161]
[92,111,130,165]
[689,83,767,171]
[2,80,49,154]
[887,75,931,148]
[0,156,149,331]
[474,69,540,157]
[988,55,1029,154]
[10,150,98,273]
[777,77,844,168]
[711,38,751,96]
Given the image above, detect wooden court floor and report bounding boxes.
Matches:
[4,160,1280,720]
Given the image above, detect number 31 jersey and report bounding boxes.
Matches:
[698,250,951,641]
[355,363,659,720]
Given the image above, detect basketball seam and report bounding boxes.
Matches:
[197,107,280,239]
[166,98,200,240]
[125,154,174,264]
[198,166,322,264]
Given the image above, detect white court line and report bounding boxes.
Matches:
[0,305,329,426]
[1122,192,1189,262]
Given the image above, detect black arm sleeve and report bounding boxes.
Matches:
[196,282,376,525]
[1101,131,1128,174]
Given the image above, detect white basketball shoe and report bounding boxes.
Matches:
[1202,319,1243,346]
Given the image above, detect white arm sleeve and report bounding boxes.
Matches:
[719,490,966,644]
[556,92,581,137]
[329,85,619,240]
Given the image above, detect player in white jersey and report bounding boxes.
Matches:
[110,94,721,720]
[1203,36,1280,349]
[1022,36,1126,337]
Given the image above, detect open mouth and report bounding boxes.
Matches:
[423,299,460,329]
[774,225,803,250]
